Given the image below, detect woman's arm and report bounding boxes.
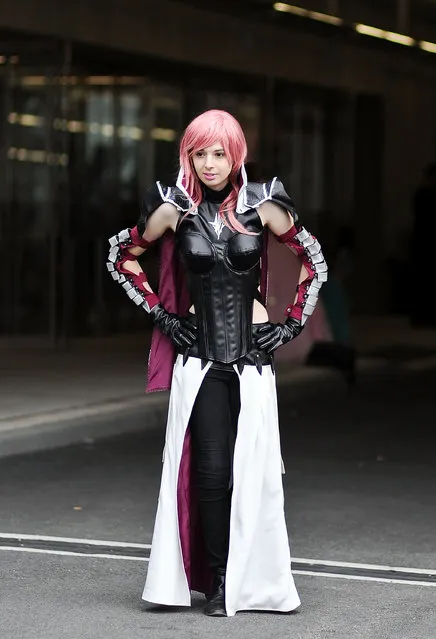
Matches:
[107,203,178,312]
[107,201,196,349]
[258,200,327,327]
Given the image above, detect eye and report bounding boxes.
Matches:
[195,151,205,158]
[215,152,225,158]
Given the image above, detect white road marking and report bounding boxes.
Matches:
[0,546,149,561]
[292,570,436,587]
[0,532,151,549]
[1,546,435,587]
[1,533,436,587]
[293,557,436,577]
[2,534,435,577]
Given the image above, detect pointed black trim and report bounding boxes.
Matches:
[182,348,190,366]
[255,354,263,375]
[237,360,245,375]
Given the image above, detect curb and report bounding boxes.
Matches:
[0,397,168,460]
[0,365,346,460]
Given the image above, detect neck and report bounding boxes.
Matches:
[202,181,232,203]
[207,180,229,192]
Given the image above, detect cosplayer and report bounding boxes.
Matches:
[107,110,327,617]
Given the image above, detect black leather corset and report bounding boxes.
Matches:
[175,199,264,363]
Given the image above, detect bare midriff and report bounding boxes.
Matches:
[188,298,269,324]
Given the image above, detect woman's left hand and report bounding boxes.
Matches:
[255,317,303,354]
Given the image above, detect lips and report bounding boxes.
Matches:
[203,173,216,179]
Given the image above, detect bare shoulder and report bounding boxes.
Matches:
[139,182,184,240]
[142,201,179,240]
[258,200,294,235]
[244,177,297,235]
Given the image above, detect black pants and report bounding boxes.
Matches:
[189,367,241,571]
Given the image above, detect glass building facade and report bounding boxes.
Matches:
[0,34,342,341]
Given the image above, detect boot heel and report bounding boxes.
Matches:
[204,569,227,617]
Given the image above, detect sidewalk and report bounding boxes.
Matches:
[1,315,436,457]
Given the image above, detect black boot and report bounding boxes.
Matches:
[204,568,227,617]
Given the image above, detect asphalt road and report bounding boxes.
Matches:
[1,365,435,639]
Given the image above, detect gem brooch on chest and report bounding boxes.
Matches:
[209,212,226,240]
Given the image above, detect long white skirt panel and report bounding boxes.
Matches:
[142,355,212,607]
[142,355,301,616]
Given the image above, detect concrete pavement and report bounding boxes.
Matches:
[0,336,337,458]
[1,314,436,458]
[0,364,435,638]
[1,552,434,639]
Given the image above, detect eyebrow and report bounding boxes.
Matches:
[198,148,224,152]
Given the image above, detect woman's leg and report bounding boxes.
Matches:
[189,367,240,571]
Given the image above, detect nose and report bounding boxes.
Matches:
[205,154,215,170]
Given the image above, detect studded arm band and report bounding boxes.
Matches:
[106,226,159,313]
[276,224,328,326]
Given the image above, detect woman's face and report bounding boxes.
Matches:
[192,142,232,191]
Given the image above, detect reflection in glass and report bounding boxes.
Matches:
[1,61,263,338]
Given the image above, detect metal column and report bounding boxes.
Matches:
[327,0,340,15]
[397,0,410,33]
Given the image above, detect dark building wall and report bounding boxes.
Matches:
[1,0,435,92]
[1,0,436,319]
[2,2,436,218]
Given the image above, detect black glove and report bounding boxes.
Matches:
[255,317,303,354]
[150,304,197,349]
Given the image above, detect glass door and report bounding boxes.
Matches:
[0,40,68,342]
[274,93,326,232]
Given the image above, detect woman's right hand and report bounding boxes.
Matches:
[150,304,197,349]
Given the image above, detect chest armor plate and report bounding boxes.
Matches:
[175,200,263,363]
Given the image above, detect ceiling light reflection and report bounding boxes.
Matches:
[308,11,342,26]
[273,2,307,17]
[8,112,177,142]
[420,40,436,53]
[7,147,69,165]
[151,128,177,142]
[20,76,46,86]
[8,112,44,127]
[354,23,414,46]
[273,3,342,25]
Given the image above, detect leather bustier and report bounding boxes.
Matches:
[175,185,263,363]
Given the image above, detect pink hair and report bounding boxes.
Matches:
[179,110,250,234]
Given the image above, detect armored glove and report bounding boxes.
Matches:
[255,317,303,354]
[150,304,197,349]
